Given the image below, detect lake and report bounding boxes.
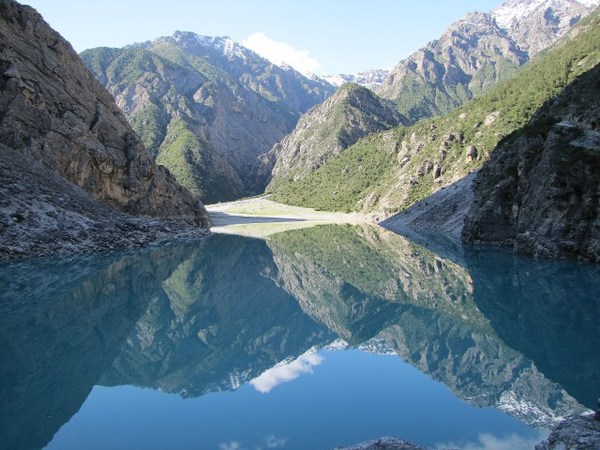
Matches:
[1,224,598,450]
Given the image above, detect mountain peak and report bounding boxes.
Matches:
[492,0,598,30]
[491,0,598,55]
[170,31,249,60]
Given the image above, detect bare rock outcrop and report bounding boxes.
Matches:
[535,413,600,450]
[0,0,209,226]
[462,63,600,261]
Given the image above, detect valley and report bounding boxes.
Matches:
[1,0,600,449]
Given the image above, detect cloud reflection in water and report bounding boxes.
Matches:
[250,350,323,394]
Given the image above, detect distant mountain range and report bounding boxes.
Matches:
[79,0,598,212]
[320,69,390,89]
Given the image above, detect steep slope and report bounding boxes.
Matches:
[376,0,596,122]
[270,9,600,220]
[263,83,407,190]
[81,32,334,203]
[0,143,207,260]
[0,1,208,226]
[462,63,600,261]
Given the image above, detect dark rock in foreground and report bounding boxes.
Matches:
[338,414,600,450]
[536,413,600,450]
[0,144,208,261]
[462,63,600,262]
[335,437,431,450]
[336,437,456,450]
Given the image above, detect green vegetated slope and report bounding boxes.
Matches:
[265,83,406,192]
[270,11,600,217]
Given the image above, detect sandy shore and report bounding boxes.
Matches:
[206,197,364,238]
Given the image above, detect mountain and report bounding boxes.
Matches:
[270,8,600,228]
[320,69,390,89]
[81,32,334,203]
[263,83,407,191]
[376,12,526,121]
[0,0,209,260]
[375,0,597,122]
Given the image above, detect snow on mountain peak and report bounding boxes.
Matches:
[493,0,600,29]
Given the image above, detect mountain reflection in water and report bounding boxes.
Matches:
[0,225,598,449]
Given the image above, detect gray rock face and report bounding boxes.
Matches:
[493,0,596,56]
[265,83,406,189]
[462,63,600,261]
[376,0,597,122]
[0,144,208,261]
[81,32,334,203]
[0,1,209,226]
[535,413,600,450]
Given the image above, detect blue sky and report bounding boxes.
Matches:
[24,0,505,75]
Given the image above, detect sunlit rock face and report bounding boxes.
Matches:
[0,0,208,226]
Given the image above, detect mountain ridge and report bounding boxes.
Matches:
[375,0,598,121]
[263,83,407,191]
[269,6,600,243]
[81,31,334,203]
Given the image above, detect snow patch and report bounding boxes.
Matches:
[493,0,600,29]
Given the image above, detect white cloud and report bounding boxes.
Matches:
[243,32,321,76]
[219,441,241,450]
[250,351,323,394]
[265,435,287,448]
[437,432,549,450]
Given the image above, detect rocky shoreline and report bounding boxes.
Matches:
[0,144,209,262]
[337,413,600,450]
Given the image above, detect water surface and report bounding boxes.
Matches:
[1,225,598,449]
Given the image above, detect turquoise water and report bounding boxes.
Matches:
[1,225,598,450]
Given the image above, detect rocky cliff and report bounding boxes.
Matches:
[493,0,597,56]
[0,1,208,226]
[462,62,600,261]
[81,32,334,203]
[264,83,406,190]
